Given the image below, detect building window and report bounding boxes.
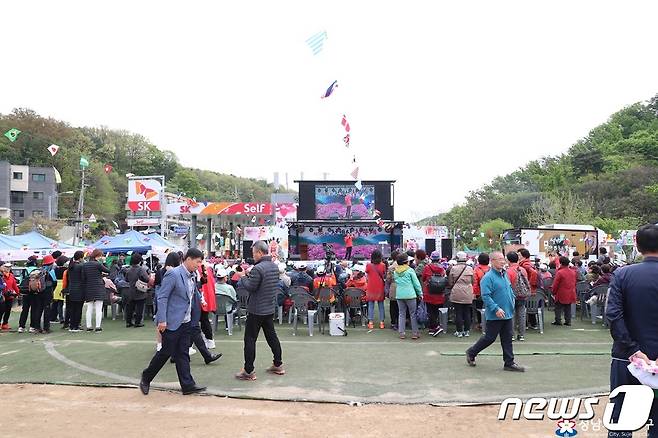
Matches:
[10,192,24,204]
[32,174,46,182]
[33,192,44,200]
[32,210,44,217]
[15,210,25,218]
[13,172,23,180]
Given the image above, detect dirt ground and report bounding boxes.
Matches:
[0,384,616,438]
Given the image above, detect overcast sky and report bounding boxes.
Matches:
[2,1,657,221]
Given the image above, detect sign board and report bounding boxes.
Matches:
[127,179,163,212]
[166,202,272,216]
[88,214,96,223]
[174,226,189,235]
[83,223,90,232]
[126,217,162,227]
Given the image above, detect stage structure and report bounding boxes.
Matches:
[290,180,401,261]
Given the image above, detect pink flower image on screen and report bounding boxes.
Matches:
[316,203,370,219]
[306,244,380,260]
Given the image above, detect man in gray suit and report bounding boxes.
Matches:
[140,248,206,395]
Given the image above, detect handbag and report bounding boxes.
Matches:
[135,278,149,293]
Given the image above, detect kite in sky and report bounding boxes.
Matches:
[47,144,60,156]
[341,114,350,132]
[4,128,21,142]
[350,167,359,180]
[343,133,350,147]
[306,31,327,55]
[321,80,338,99]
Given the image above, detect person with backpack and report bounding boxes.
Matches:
[505,252,530,341]
[365,250,386,330]
[30,255,57,334]
[17,256,40,333]
[82,249,111,332]
[448,251,474,338]
[551,256,577,326]
[421,251,447,336]
[125,253,151,328]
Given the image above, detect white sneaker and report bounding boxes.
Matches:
[29,327,38,333]
[454,331,463,338]
[464,331,470,337]
[189,347,197,355]
[205,339,216,349]
[17,327,24,333]
[156,343,162,352]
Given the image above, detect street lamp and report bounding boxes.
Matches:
[49,191,74,220]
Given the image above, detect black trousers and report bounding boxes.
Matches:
[454,303,472,332]
[63,295,71,327]
[200,311,213,340]
[125,299,145,325]
[36,290,53,331]
[389,299,399,326]
[68,301,84,330]
[609,359,658,437]
[2,298,15,325]
[426,303,441,329]
[554,302,572,325]
[142,322,195,390]
[345,246,352,260]
[467,318,515,367]
[19,294,37,329]
[50,300,64,322]
[243,313,282,374]
[190,325,213,362]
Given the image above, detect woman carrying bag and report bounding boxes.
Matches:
[82,249,111,332]
[125,253,151,328]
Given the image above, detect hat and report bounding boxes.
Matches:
[352,264,365,273]
[466,260,474,266]
[316,265,326,275]
[448,259,458,266]
[215,267,228,278]
[2,262,11,268]
[430,251,441,261]
[28,255,38,261]
[42,255,55,265]
[456,251,467,262]
[296,262,307,270]
[396,254,409,265]
[278,262,286,274]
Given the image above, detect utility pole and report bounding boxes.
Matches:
[73,168,85,245]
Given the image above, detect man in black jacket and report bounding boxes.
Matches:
[235,240,284,381]
[606,224,658,437]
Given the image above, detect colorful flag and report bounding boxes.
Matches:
[4,128,21,142]
[354,180,363,190]
[343,133,350,147]
[341,114,350,132]
[306,31,327,55]
[350,166,359,180]
[321,80,338,99]
[79,156,89,169]
[374,209,381,217]
[53,167,62,184]
[47,144,60,156]
[104,163,113,174]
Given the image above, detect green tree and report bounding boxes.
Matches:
[475,219,513,251]
[16,217,62,240]
[526,192,594,226]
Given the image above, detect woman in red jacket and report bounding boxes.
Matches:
[1,263,20,330]
[421,251,446,336]
[365,250,386,329]
[551,256,577,326]
[198,264,217,349]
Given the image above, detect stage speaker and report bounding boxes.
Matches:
[424,239,436,255]
[242,240,253,259]
[441,239,453,260]
[288,254,301,261]
[353,254,366,262]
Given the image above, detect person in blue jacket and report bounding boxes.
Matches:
[606,224,658,437]
[466,251,524,372]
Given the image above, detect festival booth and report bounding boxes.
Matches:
[402,225,452,258]
[289,180,402,261]
[0,231,79,261]
[90,230,179,257]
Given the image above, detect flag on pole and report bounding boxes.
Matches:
[343,133,350,147]
[4,128,21,142]
[53,167,62,184]
[350,167,359,180]
[341,114,350,132]
[79,156,89,169]
[306,31,327,55]
[47,144,60,156]
[321,80,338,99]
[104,163,113,174]
[354,180,363,190]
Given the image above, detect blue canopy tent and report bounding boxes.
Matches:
[90,230,153,253]
[0,231,79,261]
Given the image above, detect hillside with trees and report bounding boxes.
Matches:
[0,109,290,233]
[419,94,658,250]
